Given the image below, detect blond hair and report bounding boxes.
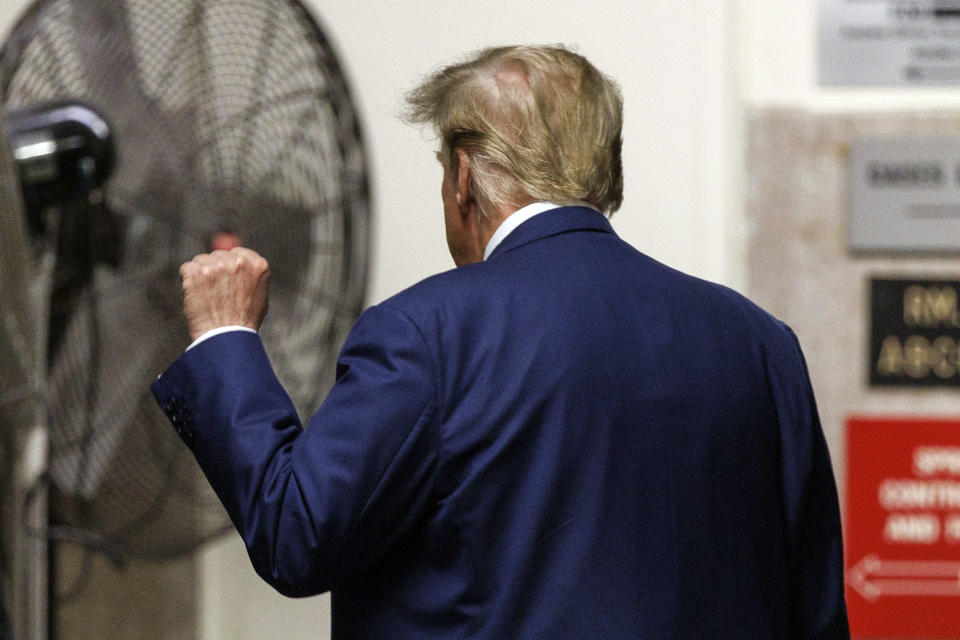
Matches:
[404,44,623,217]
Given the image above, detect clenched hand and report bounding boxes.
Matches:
[179,247,270,342]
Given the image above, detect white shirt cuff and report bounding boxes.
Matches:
[186,326,257,351]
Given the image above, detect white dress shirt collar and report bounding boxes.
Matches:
[483,201,599,261]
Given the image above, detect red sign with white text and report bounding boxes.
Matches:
[846,417,960,638]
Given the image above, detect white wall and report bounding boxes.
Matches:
[0,2,26,38]
[315,0,742,303]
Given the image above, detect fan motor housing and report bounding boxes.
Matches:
[6,101,113,232]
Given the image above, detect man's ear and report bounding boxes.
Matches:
[455,149,472,212]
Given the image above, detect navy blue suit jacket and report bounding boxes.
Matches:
[153,207,849,639]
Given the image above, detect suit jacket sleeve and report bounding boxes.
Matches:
[770,325,850,639]
[151,303,439,596]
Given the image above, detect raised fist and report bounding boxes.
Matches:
[179,247,270,342]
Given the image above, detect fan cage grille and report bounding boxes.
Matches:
[0,0,370,560]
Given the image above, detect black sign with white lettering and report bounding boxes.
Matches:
[871,278,960,387]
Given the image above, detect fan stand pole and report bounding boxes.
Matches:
[14,424,48,640]
[13,245,55,640]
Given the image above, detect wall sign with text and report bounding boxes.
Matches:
[846,417,960,638]
[871,277,960,387]
[821,0,960,85]
[850,138,960,253]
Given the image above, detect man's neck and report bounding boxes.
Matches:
[482,202,558,260]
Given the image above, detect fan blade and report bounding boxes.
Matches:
[69,0,215,235]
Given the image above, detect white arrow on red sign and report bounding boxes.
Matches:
[849,555,960,601]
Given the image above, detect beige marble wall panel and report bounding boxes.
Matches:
[746,109,960,506]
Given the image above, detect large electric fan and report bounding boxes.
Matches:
[0,0,369,575]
